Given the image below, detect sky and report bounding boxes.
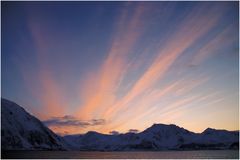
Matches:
[2,1,239,135]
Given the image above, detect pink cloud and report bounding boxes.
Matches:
[76,3,149,120]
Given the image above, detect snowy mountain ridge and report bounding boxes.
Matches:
[1,98,69,150]
[1,98,239,151]
[63,123,239,151]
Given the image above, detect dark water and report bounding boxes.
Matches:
[2,150,239,159]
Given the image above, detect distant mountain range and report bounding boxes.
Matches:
[1,98,239,151]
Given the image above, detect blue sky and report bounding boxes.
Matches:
[2,1,239,135]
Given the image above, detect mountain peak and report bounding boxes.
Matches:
[204,127,216,132]
[86,131,99,134]
[151,123,173,127]
[1,98,68,150]
[149,123,179,130]
[202,127,231,134]
[141,123,182,134]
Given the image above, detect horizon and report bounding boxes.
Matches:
[2,97,239,136]
[2,93,239,136]
[2,1,239,135]
[61,123,239,136]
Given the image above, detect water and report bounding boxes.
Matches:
[2,150,239,159]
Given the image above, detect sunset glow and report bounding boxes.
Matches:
[2,1,238,135]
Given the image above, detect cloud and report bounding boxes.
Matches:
[102,3,224,123]
[20,17,68,119]
[101,75,211,133]
[83,4,229,134]
[43,115,106,128]
[190,25,236,65]
[128,129,139,133]
[19,2,235,135]
[77,3,149,120]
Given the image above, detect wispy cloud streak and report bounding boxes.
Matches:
[16,2,236,135]
[77,3,148,119]
[103,4,224,122]
[22,19,67,119]
[191,25,237,65]
[44,115,106,127]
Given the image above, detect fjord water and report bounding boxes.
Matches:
[2,150,239,159]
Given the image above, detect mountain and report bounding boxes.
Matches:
[1,98,68,150]
[1,98,239,151]
[64,123,239,151]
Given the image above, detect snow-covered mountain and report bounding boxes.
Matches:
[64,123,239,151]
[1,98,68,150]
[1,98,239,151]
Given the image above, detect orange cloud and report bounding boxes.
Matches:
[97,76,209,133]
[103,4,223,122]
[71,4,227,134]
[108,95,199,133]
[120,92,224,134]
[76,3,148,120]
[21,3,232,135]
[21,19,67,119]
[38,70,66,118]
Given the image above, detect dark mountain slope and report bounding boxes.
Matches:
[1,98,68,150]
